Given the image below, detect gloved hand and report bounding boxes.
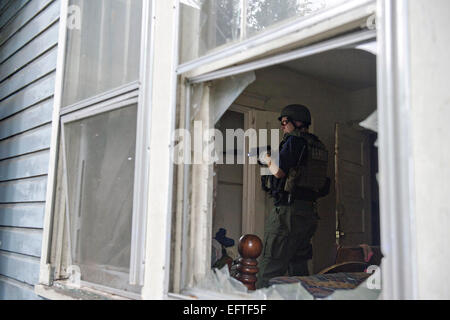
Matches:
[259,152,281,176]
[258,151,271,166]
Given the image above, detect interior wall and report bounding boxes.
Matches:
[348,86,377,123]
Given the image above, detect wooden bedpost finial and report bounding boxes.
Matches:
[235,234,263,291]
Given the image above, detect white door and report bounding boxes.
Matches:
[335,123,372,246]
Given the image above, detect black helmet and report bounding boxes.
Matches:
[278,104,311,125]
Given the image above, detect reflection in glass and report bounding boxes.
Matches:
[179,0,347,64]
[246,0,326,36]
[64,105,140,293]
[180,0,241,63]
[62,0,143,107]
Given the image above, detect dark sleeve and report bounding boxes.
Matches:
[279,136,307,174]
[317,177,331,198]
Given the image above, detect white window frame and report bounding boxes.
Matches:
[177,29,377,299]
[58,95,140,298]
[37,0,157,300]
[171,0,418,300]
[376,0,417,300]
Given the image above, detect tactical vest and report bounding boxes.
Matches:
[283,130,329,194]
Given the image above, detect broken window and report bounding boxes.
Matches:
[173,6,382,297]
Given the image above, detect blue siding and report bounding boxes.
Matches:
[0,0,54,46]
[0,176,48,203]
[0,0,59,300]
[0,1,31,30]
[0,150,50,181]
[0,275,43,300]
[0,47,58,100]
[0,0,59,63]
[0,227,43,257]
[0,99,53,139]
[0,203,45,228]
[0,251,40,285]
[0,22,59,82]
[0,74,55,120]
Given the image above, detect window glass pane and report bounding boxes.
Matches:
[179,0,348,64]
[246,0,324,36]
[62,0,143,107]
[246,0,348,37]
[180,0,241,63]
[64,104,140,293]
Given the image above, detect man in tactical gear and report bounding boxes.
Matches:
[256,104,330,289]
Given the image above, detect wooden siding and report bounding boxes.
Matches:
[0,275,42,300]
[0,0,58,300]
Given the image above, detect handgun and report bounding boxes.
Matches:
[248,146,272,166]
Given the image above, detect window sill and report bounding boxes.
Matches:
[166,292,199,300]
[35,281,135,300]
[35,284,216,301]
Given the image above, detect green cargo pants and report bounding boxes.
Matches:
[256,199,318,289]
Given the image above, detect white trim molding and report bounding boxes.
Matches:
[141,0,179,300]
[377,0,418,300]
[39,0,69,286]
[187,29,376,84]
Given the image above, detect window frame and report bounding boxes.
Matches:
[172,0,417,300]
[58,96,140,297]
[376,0,418,300]
[38,0,155,299]
[176,29,378,299]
